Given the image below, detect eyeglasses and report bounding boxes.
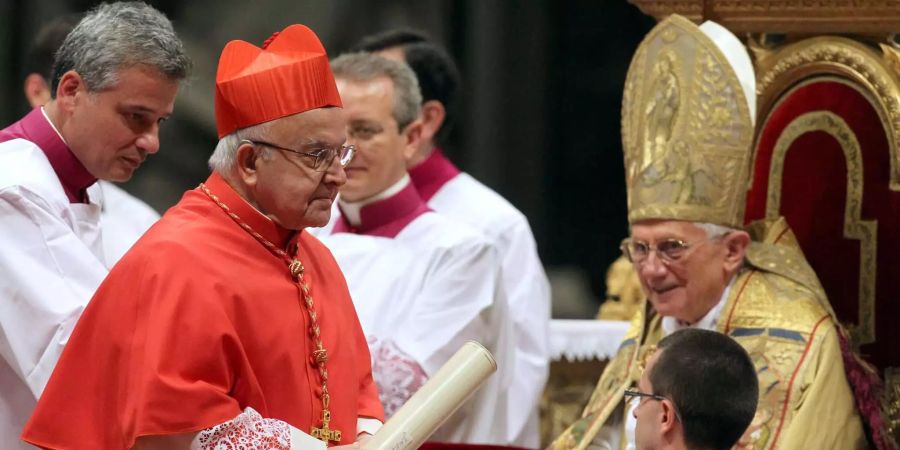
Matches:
[619,234,726,266]
[624,389,683,422]
[240,139,355,172]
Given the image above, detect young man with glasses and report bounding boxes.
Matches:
[313,52,513,445]
[23,25,382,450]
[625,329,758,450]
[551,15,873,450]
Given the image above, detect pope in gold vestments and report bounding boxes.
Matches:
[551,14,872,450]
[552,218,866,449]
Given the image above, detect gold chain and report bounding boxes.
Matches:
[199,183,340,445]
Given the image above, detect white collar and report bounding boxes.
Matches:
[339,174,410,226]
[41,106,68,145]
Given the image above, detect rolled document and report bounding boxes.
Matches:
[361,341,497,450]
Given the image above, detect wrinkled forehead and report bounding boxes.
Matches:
[268,106,347,146]
[630,219,705,241]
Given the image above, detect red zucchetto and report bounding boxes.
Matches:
[215,24,342,138]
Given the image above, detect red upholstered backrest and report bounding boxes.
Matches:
[746,77,900,372]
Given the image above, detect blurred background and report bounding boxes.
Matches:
[0,0,656,318]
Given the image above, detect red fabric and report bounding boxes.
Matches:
[747,79,899,371]
[747,79,899,449]
[215,24,342,138]
[408,148,461,202]
[22,172,383,449]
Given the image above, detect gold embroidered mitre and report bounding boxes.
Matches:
[622,15,755,228]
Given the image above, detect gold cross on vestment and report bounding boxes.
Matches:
[311,409,342,445]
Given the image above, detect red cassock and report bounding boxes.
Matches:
[22,172,384,449]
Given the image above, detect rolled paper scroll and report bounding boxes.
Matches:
[361,341,497,450]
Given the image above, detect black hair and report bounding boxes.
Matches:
[23,13,83,80]
[352,29,461,147]
[650,328,759,450]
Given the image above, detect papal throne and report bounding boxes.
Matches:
[627,1,900,446]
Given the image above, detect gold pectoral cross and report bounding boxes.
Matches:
[311,409,342,445]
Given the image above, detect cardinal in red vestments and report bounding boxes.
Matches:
[22,24,383,450]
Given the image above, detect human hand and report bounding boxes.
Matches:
[355,433,372,446]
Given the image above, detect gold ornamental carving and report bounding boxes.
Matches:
[755,37,900,191]
[628,1,900,33]
[622,14,754,228]
[764,107,877,346]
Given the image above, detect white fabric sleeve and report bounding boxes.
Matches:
[498,220,551,446]
[394,239,500,376]
[0,186,107,397]
[356,417,383,436]
[190,407,325,450]
[390,238,512,444]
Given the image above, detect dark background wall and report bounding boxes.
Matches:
[0,0,655,317]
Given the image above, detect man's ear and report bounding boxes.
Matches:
[235,142,261,187]
[402,119,424,161]
[659,399,679,433]
[24,74,51,108]
[722,230,751,273]
[55,70,85,112]
[419,100,445,143]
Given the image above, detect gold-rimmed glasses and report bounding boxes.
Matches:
[619,233,727,266]
[241,139,355,172]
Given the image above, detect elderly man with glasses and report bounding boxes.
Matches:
[550,15,878,450]
[23,25,382,450]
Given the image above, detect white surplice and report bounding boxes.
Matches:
[409,149,550,447]
[0,137,106,450]
[316,177,514,445]
[88,181,160,267]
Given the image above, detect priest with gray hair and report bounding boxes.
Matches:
[0,2,189,449]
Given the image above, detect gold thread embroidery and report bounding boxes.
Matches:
[622,15,754,227]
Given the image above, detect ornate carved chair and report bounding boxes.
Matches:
[747,33,900,448]
[628,1,900,446]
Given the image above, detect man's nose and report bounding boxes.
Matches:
[638,251,668,278]
[323,156,347,186]
[135,124,161,155]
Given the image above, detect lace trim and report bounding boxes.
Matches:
[370,338,428,418]
[193,407,290,450]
